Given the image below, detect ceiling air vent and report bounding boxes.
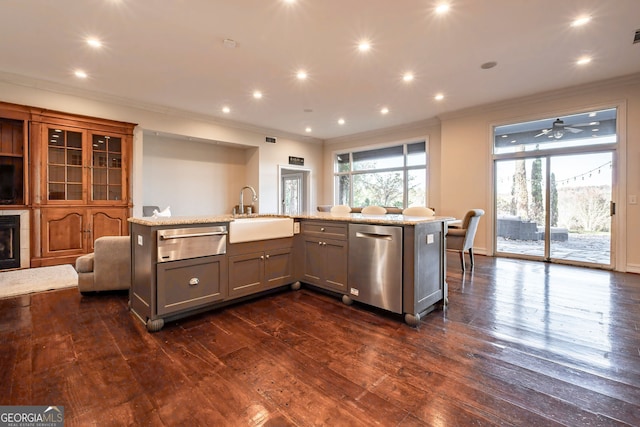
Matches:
[265,136,277,144]
[634,29,640,44]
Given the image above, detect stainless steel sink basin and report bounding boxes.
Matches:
[229,216,294,243]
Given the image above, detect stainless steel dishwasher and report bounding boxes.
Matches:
[348,223,403,314]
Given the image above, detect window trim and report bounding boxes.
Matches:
[332,138,429,208]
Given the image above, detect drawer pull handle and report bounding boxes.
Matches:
[320,227,325,232]
[189,278,199,286]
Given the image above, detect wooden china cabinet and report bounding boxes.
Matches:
[30,109,135,267]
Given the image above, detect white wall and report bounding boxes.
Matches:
[142,134,247,216]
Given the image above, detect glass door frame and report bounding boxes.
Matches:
[493,143,618,270]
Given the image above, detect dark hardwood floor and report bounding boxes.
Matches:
[1,255,639,426]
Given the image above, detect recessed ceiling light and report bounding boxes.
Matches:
[283,0,296,4]
[222,106,230,114]
[253,90,263,99]
[380,107,389,115]
[434,93,444,101]
[338,118,345,125]
[74,69,88,79]
[435,3,450,14]
[571,15,591,27]
[403,72,414,82]
[358,40,371,52]
[305,127,312,133]
[589,112,597,117]
[86,37,102,48]
[576,56,592,65]
[296,70,308,80]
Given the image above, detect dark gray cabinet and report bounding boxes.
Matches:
[301,221,348,292]
[157,255,226,316]
[228,238,294,298]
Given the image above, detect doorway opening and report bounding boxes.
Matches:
[279,166,310,215]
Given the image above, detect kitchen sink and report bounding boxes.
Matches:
[229,216,294,243]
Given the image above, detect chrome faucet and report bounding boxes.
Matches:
[239,185,258,214]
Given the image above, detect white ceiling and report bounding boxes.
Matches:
[1,0,639,140]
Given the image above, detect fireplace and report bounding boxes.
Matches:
[0,215,20,270]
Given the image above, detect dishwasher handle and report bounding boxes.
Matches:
[159,230,228,240]
[355,231,393,241]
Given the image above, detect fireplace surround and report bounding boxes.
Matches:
[0,210,29,269]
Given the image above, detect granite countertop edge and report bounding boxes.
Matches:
[128,212,454,227]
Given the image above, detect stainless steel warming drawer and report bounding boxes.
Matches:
[157,225,227,262]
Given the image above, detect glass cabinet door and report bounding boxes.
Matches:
[91,133,123,202]
[47,128,83,201]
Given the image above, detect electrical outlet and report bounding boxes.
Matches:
[137,234,143,246]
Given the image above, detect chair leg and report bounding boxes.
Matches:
[469,248,475,270]
[459,251,466,271]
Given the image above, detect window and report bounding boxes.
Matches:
[494,108,616,155]
[334,141,427,208]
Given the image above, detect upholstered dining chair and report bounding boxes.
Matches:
[402,206,435,217]
[361,205,387,215]
[447,209,485,271]
[330,204,352,214]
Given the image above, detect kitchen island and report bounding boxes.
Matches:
[128,212,450,331]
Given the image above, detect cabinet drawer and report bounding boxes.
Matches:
[301,221,347,240]
[157,255,227,316]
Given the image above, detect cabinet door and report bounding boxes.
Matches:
[157,255,227,316]
[88,131,128,204]
[88,208,129,252]
[44,125,86,204]
[40,208,87,258]
[302,237,324,286]
[323,238,348,291]
[264,247,293,289]
[228,251,265,297]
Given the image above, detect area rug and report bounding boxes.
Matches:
[0,265,78,299]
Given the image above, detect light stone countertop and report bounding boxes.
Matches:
[128,212,454,227]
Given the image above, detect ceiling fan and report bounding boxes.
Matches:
[535,118,599,139]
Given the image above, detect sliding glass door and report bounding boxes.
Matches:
[549,152,612,265]
[495,153,613,266]
[493,108,617,268]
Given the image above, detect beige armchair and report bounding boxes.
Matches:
[447,209,485,271]
[76,236,131,294]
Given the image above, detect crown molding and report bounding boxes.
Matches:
[324,117,441,145]
[0,71,323,144]
[437,72,640,122]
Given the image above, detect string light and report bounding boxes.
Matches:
[556,161,611,186]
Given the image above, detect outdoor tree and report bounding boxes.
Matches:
[530,158,543,224]
[514,158,528,219]
[550,172,558,227]
[353,171,404,207]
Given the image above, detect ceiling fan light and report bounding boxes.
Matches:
[553,129,564,139]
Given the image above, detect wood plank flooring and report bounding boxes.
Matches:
[1,255,639,426]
